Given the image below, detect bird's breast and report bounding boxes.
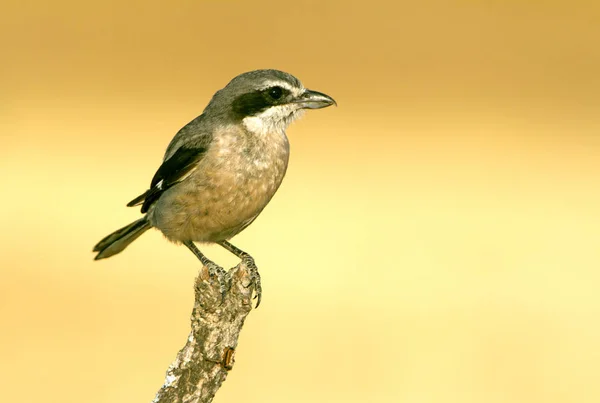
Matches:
[152,126,290,242]
[211,126,290,201]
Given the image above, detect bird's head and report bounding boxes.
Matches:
[206,69,336,135]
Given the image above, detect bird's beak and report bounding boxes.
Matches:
[291,89,337,109]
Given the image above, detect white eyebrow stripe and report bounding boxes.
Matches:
[257,80,303,95]
[257,81,293,90]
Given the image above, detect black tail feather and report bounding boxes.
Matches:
[93,218,151,260]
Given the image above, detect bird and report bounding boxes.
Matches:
[93,69,336,306]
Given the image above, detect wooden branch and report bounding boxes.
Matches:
[152,262,256,403]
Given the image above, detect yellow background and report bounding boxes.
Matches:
[1,1,599,402]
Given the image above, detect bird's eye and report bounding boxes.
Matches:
[268,86,284,100]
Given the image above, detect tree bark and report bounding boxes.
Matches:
[152,262,256,403]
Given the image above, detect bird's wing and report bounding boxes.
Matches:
[127,146,207,213]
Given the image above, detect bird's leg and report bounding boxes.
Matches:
[217,240,262,307]
[183,240,228,298]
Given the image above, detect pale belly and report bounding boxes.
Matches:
[149,133,289,243]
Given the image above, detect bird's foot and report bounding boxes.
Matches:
[206,261,228,301]
[242,255,262,308]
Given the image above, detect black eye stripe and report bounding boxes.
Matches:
[231,91,271,117]
[231,86,292,118]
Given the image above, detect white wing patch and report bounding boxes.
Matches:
[154,166,198,192]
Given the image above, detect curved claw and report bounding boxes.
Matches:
[242,256,262,308]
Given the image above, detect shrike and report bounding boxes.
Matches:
[93,69,336,305]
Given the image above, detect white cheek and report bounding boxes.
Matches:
[242,105,302,136]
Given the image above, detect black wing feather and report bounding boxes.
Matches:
[127,146,207,213]
[126,190,150,207]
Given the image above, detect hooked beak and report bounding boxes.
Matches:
[291,89,337,109]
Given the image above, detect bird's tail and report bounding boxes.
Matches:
[93,217,151,260]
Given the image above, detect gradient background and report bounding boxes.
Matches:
[1,1,599,402]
